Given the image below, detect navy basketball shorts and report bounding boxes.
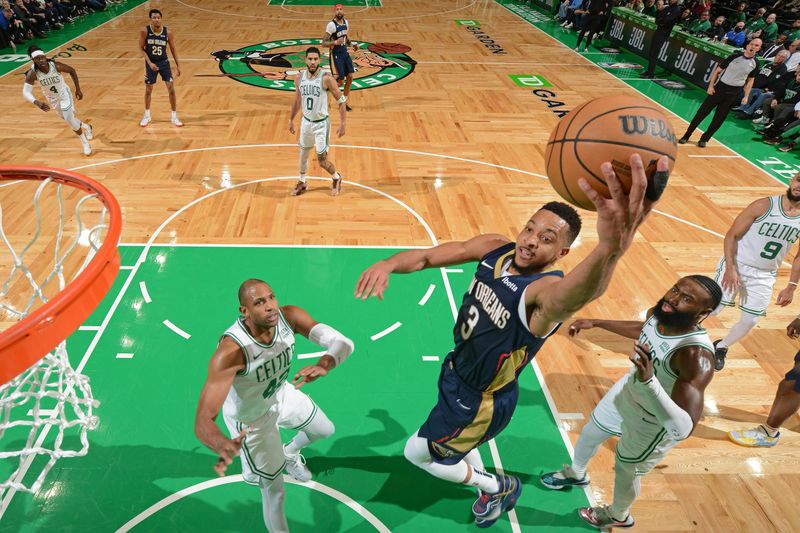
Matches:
[418,356,519,465]
[332,51,354,80]
[785,351,800,392]
[145,59,173,84]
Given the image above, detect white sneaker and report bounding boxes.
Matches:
[752,116,769,125]
[139,115,150,127]
[171,116,184,127]
[284,449,311,482]
[82,122,93,140]
[82,143,92,156]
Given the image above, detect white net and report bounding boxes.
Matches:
[0,176,108,499]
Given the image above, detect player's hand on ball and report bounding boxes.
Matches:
[777,285,796,306]
[354,261,392,300]
[579,153,663,255]
[630,341,654,382]
[568,319,595,336]
[213,428,246,477]
[786,318,800,339]
[292,363,329,388]
[288,121,295,134]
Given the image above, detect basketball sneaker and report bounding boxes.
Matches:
[729,425,780,447]
[713,340,727,371]
[81,142,92,156]
[540,465,590,490]
[283,447,312,482]
[171,116,184,127]
[81,122,93,140]
[472,474,521,528]
[139,115,151,127]
[331,175,342,196]
[578,505,634,529]
[291,181,308,196]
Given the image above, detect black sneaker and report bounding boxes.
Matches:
[678,136,689,144]
[713,340,727,371]
[698,140,707,148]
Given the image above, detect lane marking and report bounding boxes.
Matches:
[418,284,436,306]
[116,353,134,359]
[422,355,440,362]
[139,281,152,303]
[370,322,402,341]
[163,320,191,340]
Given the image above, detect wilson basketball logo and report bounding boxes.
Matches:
[213,38,416,92]
[618,115,678,146]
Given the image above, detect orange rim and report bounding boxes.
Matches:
[0,166,121,385]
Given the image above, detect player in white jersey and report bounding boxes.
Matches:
[194,279,354,532]
[540,275,721,529]
[22,46,93,156]
[710,172,800,371]
[288,47,347,197]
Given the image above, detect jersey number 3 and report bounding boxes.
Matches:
[461,305,479,340]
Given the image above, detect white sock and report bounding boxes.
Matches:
[609,458,639,521]
[298,174,307,184]
[762,424,779,437]
[720,311,760,349]
[258,476,289,533]
[284,409,335,455]
[143,109,150,117]
[571,419,612,478]
[171,111,178,119]
[334,172,341,180]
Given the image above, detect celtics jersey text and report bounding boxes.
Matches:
[451,242,563,393]
[145,25,168,62]
[621,314,713,418]
[222,313,295,423]
[737,195,800,273]
[299,69,329,122]
[31,61,71,106]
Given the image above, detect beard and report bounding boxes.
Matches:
[652,298,699,330]
[308,64,318,74]
[787,187,800,202]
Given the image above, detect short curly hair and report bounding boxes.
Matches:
[539,201,582,244]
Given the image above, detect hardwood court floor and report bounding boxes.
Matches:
[1,0,799,531]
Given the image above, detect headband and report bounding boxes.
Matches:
[30,50,45,59]
[334,3,343,9]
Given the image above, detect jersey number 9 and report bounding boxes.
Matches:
[760,241,783,260]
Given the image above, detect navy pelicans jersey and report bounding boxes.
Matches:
[145,25,168,62]
[451,242,563,393]
[327,18,349,56]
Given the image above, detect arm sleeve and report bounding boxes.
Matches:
[23,82,36,103]
[308,323,354,366]
[627,376,694,440]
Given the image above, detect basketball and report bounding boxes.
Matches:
[545,95,677,211]
[367,42,412,54]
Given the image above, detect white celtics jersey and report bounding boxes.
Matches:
[299,69,329,122]
[737,195,800,273]
[32,60,71,107]
[621,314,713,417]
[221,313,295,423]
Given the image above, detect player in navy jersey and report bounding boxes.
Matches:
[138,9,182,127]
[355,154,669,528]
[323,3,358,111]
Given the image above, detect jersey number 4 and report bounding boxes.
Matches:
[760,241,783,260]
[49,86,58,94]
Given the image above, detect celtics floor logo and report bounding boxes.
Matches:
[211,38,415,91]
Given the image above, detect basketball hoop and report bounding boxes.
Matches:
[0,166,121,498]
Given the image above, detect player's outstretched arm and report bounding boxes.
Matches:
[568,315,649,339]
[55,61,82,99]
[524,154,664,336]
[721,197,770,293]
[354,233,510,300]
[194,337,247,476]
[283,305,354,387]
[629,342,713,439]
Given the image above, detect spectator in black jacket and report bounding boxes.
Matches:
[575,0,613,52]
[641,0,681,78]
[706,15,728,41]
[754,69,800,127]
[735,49,791,117]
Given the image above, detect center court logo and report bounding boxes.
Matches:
[212,38,415,91]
